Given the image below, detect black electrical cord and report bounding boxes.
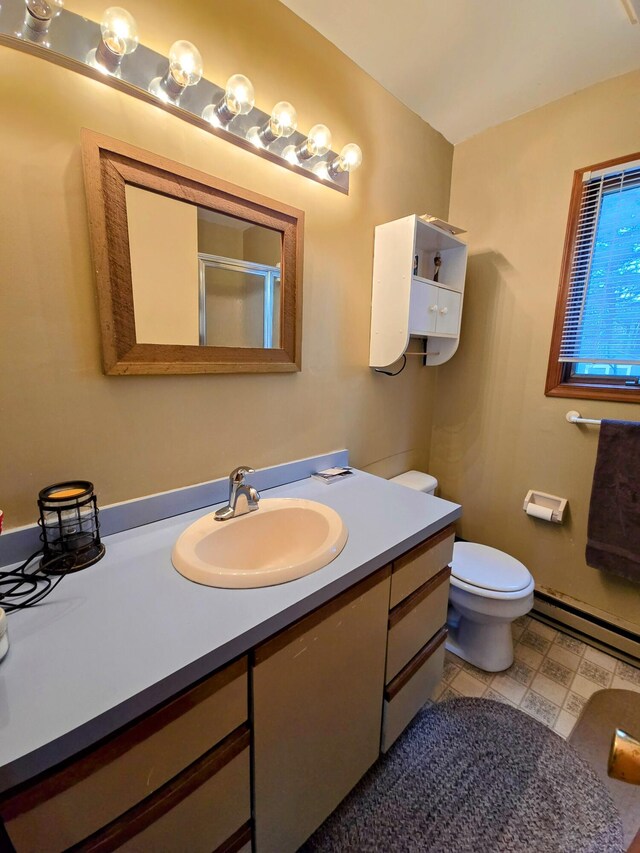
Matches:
[0,551,70,613]
[374,354,407,377]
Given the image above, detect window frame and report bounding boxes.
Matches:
[545,151,640,403]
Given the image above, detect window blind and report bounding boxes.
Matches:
[558,162,640,365]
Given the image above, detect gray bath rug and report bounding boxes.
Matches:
[301,698,624,853]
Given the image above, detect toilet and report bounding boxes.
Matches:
[389,471,535,672]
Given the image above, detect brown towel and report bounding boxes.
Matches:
[586,420,640,583]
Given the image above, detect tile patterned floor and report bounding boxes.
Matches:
[433,615,640,739]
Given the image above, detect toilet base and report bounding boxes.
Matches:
[446,617,515,673]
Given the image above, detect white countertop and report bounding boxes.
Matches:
[0,469,460,792]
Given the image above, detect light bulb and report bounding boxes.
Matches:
[269,101,297,139]
[282,145,299,165]
[23,0,63,36]
[294,124,332,161]
[246,126,263,148]
[169,40,203,87]
[151,40,203,102]
[202,73,254,127]
[252,101,298,147]
[328,143,362,178]
[312,160,330,181]
[224,74,255,116]
[92,7,138,74]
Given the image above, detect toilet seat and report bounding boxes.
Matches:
[450,573,535,601]
[451,542,534,601]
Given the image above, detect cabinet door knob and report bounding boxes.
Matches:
[440,307,448,315]
[429,304,438,312]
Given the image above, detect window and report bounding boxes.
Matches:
[546,153,640,402]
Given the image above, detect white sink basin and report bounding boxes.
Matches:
[172,498,348,588]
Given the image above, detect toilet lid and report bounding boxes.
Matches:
[389,471,438,493]
[452,542,531,593]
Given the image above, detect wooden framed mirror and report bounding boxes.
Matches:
[81,130,303,374]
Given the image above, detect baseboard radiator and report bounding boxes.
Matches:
[533,590,640,667]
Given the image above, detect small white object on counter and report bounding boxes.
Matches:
[311,467,353,485]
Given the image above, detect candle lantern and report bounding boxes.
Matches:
[38,481,105,573]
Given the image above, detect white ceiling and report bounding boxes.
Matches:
[280,0,640,144]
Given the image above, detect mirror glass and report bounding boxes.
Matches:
[126,188,282,349]
[81,130,303,375]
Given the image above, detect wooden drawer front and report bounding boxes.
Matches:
[386,567,450,683]
[1,658,248,853]
[382,629,447,752]
[390,525,454,609]
[77,727,251,853]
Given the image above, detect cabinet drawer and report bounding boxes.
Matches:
[77,727,251,853]
[390,525,454,608]
[1,658,248,853]
[382,628,447,752]
[386,567,450,682]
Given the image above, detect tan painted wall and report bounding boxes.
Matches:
[432,70,640,627]
[243,225,281,267]
[0,0,452,528]
[126,186,200,345]
[196,219,244,259]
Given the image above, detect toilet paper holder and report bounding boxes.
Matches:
[523,490,567,524]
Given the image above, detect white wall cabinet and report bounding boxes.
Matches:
[369,214,468,368]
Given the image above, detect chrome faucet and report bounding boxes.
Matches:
[214,466,260,521]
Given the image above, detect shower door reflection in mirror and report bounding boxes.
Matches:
[197,209,281,349]
[200,258,281,348]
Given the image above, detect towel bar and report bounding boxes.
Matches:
[566,410,602,426]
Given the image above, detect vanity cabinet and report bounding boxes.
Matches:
[0,658,251,853]
[382,524,455,752]
[0,520,456,853]
[369,214,467,368]
[252,569,391,853]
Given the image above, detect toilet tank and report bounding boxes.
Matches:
[389,470,438,495]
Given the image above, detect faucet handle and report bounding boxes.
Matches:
[229,466,254,484]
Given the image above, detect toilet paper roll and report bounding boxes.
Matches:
[525,503,554,521]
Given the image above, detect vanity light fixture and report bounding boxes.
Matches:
[149,39,203,103]
[283,123,332,164]
[0,0,361,192]
[202,73,255,127]
[87,6,138,75]
[22,0,63,37]
[246,100,298,148]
